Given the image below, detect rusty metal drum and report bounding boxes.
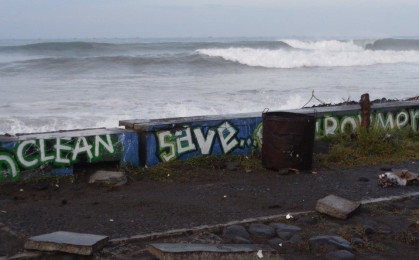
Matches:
[262,112,315,171]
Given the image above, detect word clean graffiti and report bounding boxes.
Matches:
[156,121,262,162]
[0,134,120,181]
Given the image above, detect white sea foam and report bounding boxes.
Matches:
[197,48,419,68]
[281,39,364,51]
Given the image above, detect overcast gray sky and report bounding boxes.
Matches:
[1,0,419,39]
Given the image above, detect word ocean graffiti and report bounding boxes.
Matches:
[0,134,120,181]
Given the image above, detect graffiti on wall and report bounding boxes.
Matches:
[0,134,121,182]
[153,109,418,163]
[156,121,263,162]
[316,109,419,136]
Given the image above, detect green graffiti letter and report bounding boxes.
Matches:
[375,112,395,130]
[409,109,419,132]
[193,128,216,155]
[39,139,55,163]
[16,140,39,168]
[0,153,20,180]
[72,137,93,161]
[324,116,338,136]
[55,137,72,164]
[94,135,114,157]
[175,128,196,154]
[217,121,239,154]
[157,130,176,162]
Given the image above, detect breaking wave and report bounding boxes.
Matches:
[197,38,419,69]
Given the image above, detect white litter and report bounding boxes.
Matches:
[256,249,263,258]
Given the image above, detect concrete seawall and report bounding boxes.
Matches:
[0,101,418,182]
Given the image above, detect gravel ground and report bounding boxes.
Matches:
[0,160,418,241]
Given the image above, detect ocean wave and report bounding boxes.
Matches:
[0,53,241,74]
[197,47,419,68]
[366,38,419,51]
[281,39,364,51]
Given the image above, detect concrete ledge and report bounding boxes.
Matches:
[24,231,108,255]
[147,243,281,260]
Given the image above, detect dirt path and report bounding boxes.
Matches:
[1,161,418,241]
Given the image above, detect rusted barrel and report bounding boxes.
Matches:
[262,112,315,171]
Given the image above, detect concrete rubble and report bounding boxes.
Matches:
[88,170,127,187]
[24,231,108,255]
[315,194,360,219]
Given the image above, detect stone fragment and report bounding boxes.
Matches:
[24,231,108,255]
[147,243,281,260]
[309,235,352,252]
[325,250,355,260]
[89,170,127,187]
[248,224,276,239]
[226,161,240,171]
[315,195,360,219]
[222,225,250,241]
[270,223,302,236]
[352,237,364,246]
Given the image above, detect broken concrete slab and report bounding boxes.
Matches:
[8,251,43,260]
[316,195,360,219]
[89,170,127,187]
[147,243,282,260]
[24,231,108,255]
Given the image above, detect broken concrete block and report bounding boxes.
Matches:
[316,195,360,219]
[24,231,108,255]
[89,170,127,187]
[147,243,281,260]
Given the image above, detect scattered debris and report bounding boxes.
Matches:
[285,214,293,220]
[378,170,419,187]
[256,249,264,258]
[316,194,360,219]
[24,231,109,255]
[89,170,127,187]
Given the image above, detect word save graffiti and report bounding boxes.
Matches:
[156,121,262,162]
[0,134,117,181]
